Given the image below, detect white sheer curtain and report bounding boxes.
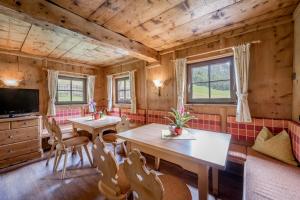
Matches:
[87,75,96,112]
[47,70,59,116]
[129,71,137,113]
[107,75,113,111]
[233,43,252,122]
[175,58,187,111]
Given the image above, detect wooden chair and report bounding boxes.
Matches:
[93,136,131,200]
[124,149,192,200]
[51,118,93,179]
[102,116,129,156]
[43,116,76,167]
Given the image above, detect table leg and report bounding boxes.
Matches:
[197,164,209,200]
[155,157,160,171]
[212,168,219,196]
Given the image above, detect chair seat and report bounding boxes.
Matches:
[103,133,126,145]
[102,133,118,143]
[48,132,76,145]
[158,174,192,200]
[63,136,89,148]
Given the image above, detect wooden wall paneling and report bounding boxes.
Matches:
[0,0,158,62]
[293,4,300,122]
[102,0,184,35]
[49,0,106,19]
[0,13,31,50]
[88,0,133,25]
[147,52,176,110]
[153,1,298,50]
[102,20,294,120]
[21,25,65,56]
[125,0,236,47]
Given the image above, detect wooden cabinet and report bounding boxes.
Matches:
[0,116,42,169]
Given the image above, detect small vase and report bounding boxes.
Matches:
[174,127,183,135]
[94,113,100,120]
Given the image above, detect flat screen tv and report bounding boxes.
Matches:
[0,88,39,117]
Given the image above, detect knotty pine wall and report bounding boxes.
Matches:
[0,54,98,114]
[293,5,300,123]
[98,20,294,132]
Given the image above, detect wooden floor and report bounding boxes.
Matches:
[0,145,243,200]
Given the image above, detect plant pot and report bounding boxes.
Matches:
[93,113,100,120]
[174,127,183,135]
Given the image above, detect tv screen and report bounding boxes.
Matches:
[0,88,39,116]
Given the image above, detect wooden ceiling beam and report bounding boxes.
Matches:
[0,48,98,69]
[0,0,158,62]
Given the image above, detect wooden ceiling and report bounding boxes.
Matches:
[50,0,299,50]
[0,13,133,66]
[0,0,298,67]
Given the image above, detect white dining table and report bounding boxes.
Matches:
[117,123,231,200]
[68,115,121,141]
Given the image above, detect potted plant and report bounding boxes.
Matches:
[164,107,195,136]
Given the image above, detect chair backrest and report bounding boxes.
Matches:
[43,116,54,137]
[116,115,130,133]
[124,149,164,200]
[51,118,63,143]
[93,137,122,195]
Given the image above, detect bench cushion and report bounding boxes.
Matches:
[244,148,300,200]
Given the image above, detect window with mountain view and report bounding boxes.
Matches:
[187,56,236,104]
[56,76,87,105]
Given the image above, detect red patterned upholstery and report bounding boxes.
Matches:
[187,113,221,132]
[54,106,83,124]
[147,110,170,124]
[120,108,146,125]
[227,116,289,144]
[289,121,300,163]
[107,107,120,117]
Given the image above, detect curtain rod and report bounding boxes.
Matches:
[171,40,261,61]
[42,67,94,77]
[107,70,137,77]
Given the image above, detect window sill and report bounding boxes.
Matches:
[55,104,88,107]
[185,103,237,107]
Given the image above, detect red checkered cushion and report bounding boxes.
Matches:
[108,107,120,117]
[187,113,221,132]
[120,108,146,125]
[288,121,300,163]
[53,106,83,124]
[227,116,289,145]
[147,110,169,124]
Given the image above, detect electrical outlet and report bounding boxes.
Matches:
[299,115,300,122]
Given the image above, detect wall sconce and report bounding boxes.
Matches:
[153,80,163,96]
[1,79,21,87]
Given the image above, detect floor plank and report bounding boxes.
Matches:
[0,145,243,200]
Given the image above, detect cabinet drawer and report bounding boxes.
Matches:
[0,122,10,131]
[11,119,38,129]
[0,139,40,160]
[0,151,41,169]
[0,127,38,146]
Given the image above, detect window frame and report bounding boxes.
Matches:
[186,56,236,104]
[56,75,87,105]
[115,76,131,104]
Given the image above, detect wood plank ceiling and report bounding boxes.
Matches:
[0,0,299,67]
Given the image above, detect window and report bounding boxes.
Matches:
[187,56,235,104]
[56,76,87,105]
[115,77,131,104]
